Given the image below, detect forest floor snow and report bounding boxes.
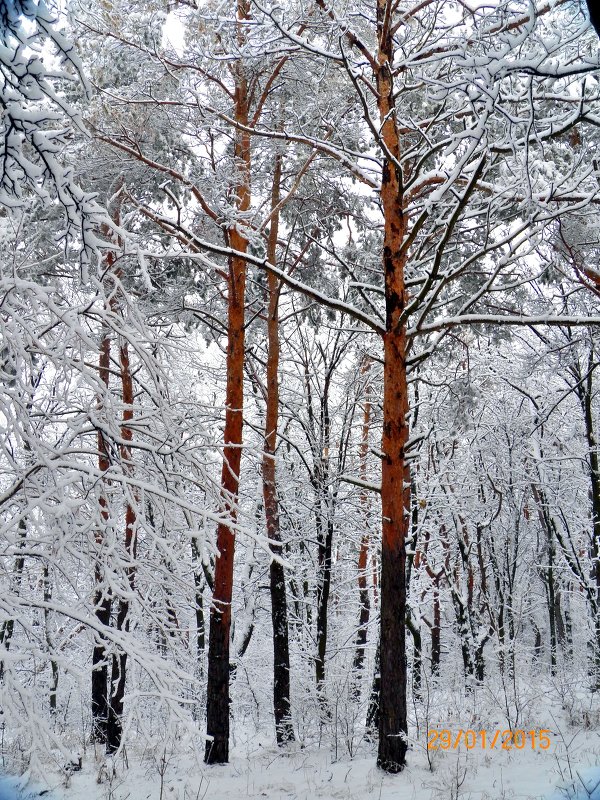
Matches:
[13,727,600,800]
[7,677,600,800]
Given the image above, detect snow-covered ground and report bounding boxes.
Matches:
[28,747,600,800]
[5,725,600,800]
[4,672,600,800]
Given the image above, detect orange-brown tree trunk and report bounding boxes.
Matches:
[376,0,410,772]
[379,331,410,772]
[262,152,295,745]
[205,3,251,762]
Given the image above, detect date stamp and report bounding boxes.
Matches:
[427,729,552,751]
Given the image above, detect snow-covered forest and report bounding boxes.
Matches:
[3,0,600,798]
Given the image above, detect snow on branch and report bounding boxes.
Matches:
[410,314,600,337]
[0,0,107,267]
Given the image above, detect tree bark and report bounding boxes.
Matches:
[106,334,137,754]
[376,0,410,771]
[263,152,294,745]
[577,355,600,686]
[91,279,113,746]
[352,358,372,697]
[431,584,441,676]
[315,512,333,710]
[191,537,206,671]
[43,564,59,712]
[0,517,27,683]
[585,0,600,38]
[308,350,334,714]
[531,482,558,675]
[377,204,410,773]
[205,3,251,761]
[406,614,422,701]
[366,640,380,737]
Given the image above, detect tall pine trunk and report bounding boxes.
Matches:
[376,0,410,771]
[205,3,251,760]
[263,152,294,745]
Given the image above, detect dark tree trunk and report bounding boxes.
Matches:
[546,531,558,675]
[91,592,111,744]
[107,330,137,754]
[475,643,485,683]
[269,559,293,742]
[352,360,372,698]
[263,152,294,745]
[106,634,126,754]
[431,584,441,676]
[309,355,334,713]
[0,517,27,683]
[42,564,59,712]
[0,518,24,631]
[564,587,573,662]
[585,1,600,37]
[579,360,600,686]
[366,640,380,737]
[315,514,333,709]
[532,482,558,676]
[92,302,113,745]
[191,538,206,670]
[352,534,371,697]
[407,616,422,701]
[533,626,542,661]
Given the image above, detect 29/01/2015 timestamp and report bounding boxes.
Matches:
[427,729,552,751]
